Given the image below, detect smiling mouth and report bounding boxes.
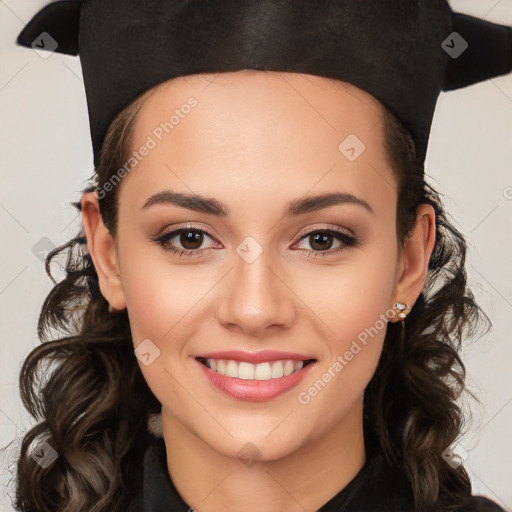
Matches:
[196,357,317,380]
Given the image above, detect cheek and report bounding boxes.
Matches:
[120,257,207,396]
[296,234,398,337]
[118,242,212,346]
[295,236,398,395]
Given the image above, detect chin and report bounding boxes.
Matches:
[201,429,307,465]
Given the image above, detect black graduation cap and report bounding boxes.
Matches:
[16,0,512,169]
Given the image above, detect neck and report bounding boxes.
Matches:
[161,399,366,512]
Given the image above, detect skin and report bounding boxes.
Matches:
[81,70,436,512]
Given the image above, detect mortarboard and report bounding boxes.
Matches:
[16,0,512,169]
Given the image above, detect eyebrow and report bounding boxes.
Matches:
[140,190,374,216]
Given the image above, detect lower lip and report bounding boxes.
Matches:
[196,359,317,401]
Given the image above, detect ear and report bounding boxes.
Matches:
[390,203,436,322]
[81,191,126,311]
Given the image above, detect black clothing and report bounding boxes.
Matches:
[125,430,505,512]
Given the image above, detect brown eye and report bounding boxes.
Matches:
[293,228,358,257]
[308,232,335,251]
[176,229,205,250]
[151,227,217,256]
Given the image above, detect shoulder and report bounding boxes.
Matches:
[122,430,193,512]
[333,447,506,512]
[450,495,507,512]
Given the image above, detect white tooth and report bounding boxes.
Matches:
[206,358,306,379]
[226,360,239,378]
[238,361,255,379]
[283,360,295,376]
[271,361,284,378]
[254,362,272,380]
[217,360,226,374]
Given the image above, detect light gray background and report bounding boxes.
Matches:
[1,0,511,510]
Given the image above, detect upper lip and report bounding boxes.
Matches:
[195,350,316,364]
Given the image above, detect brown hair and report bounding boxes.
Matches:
[7,77,490,512]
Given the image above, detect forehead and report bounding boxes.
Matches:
[120,70,396,219]
[150,70,383,115]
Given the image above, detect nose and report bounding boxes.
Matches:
[216,251,295,337]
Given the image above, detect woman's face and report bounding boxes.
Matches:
[86,70,433,461]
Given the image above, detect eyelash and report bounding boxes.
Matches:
[149,223,359,259]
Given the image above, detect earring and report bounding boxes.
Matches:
[394,301,411,320]
[394,301,411,345]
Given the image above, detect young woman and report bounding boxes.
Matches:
[11,1,511,511]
